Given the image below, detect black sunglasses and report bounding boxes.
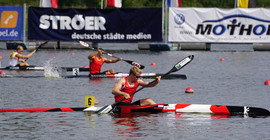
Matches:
[132,73,141,78]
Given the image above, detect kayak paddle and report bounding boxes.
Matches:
[79,41,145,69]
[25,40,48,62]
[96,55,194,114]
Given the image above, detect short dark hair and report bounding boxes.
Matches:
[98,48,104,51]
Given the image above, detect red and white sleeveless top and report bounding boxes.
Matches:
[89,56,104,74]
[114,77,139,103]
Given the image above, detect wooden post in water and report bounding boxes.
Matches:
[57,41,60,49]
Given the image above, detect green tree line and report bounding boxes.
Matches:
[0,0,270,8]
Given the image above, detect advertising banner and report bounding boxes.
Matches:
[28,7,162,42]
[169,8,270,43]
[0,6,23,40]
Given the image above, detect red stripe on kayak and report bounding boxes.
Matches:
[0,108,56,112]
[210,105,231,115]
[118,104,163,113]
[0,107,86,112]
[106,74,115,78]
[60,108,75,111]
[175,104,191,109]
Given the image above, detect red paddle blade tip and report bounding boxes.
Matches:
[80,41,89,47]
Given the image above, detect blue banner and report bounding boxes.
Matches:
[0,6,23,40]
[28,7,162,42]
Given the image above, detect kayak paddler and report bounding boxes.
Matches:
[9,45,36,67]
[88,48,123,75]
[112,66,161,106]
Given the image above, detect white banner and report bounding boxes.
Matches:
[169,8,270,43]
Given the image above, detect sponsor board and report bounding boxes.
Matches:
[169,8,270,43]
[28,8,162,42]
[0,6,23,40]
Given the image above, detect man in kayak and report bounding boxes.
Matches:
[112,66,161,106]
[88,48,122,74]
[9,45,36,67]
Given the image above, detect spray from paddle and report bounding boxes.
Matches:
[43,59,61,78]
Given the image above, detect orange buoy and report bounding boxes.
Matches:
[83,65,88,68]
[0,56,2,59]
[71,52,75,55]
[0,70,6,75]
[264,80,270,85]
[185,87,194,93]
[220,58,224,61]
[151,62,156,66]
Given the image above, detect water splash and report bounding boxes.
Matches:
[43,60,62,78]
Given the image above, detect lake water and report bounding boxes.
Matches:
[0,49,270,139]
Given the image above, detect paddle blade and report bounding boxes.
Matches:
[79,41,89,47]
[36,40,48,52]
[97,105,113,114]
[170,55,194,73]
[124,60,145,69]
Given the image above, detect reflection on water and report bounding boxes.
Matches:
[84,112,97,122]
[83,112,230,139]
[114,114,146,138]
[110,113,235,139]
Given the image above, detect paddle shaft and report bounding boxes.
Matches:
[80,41,144,69]
[100,51,145,69]
[25,41,48,62]
[106,54,144,69]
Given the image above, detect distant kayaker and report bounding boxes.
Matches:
[9,45,36,67]
[88,48,123,75]
[112,66,161,106]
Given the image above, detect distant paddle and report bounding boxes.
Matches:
[25,41,48,62]
[96,55,194,114]
[79,41,145,69]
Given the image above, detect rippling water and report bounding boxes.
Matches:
[0,49,270,139]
